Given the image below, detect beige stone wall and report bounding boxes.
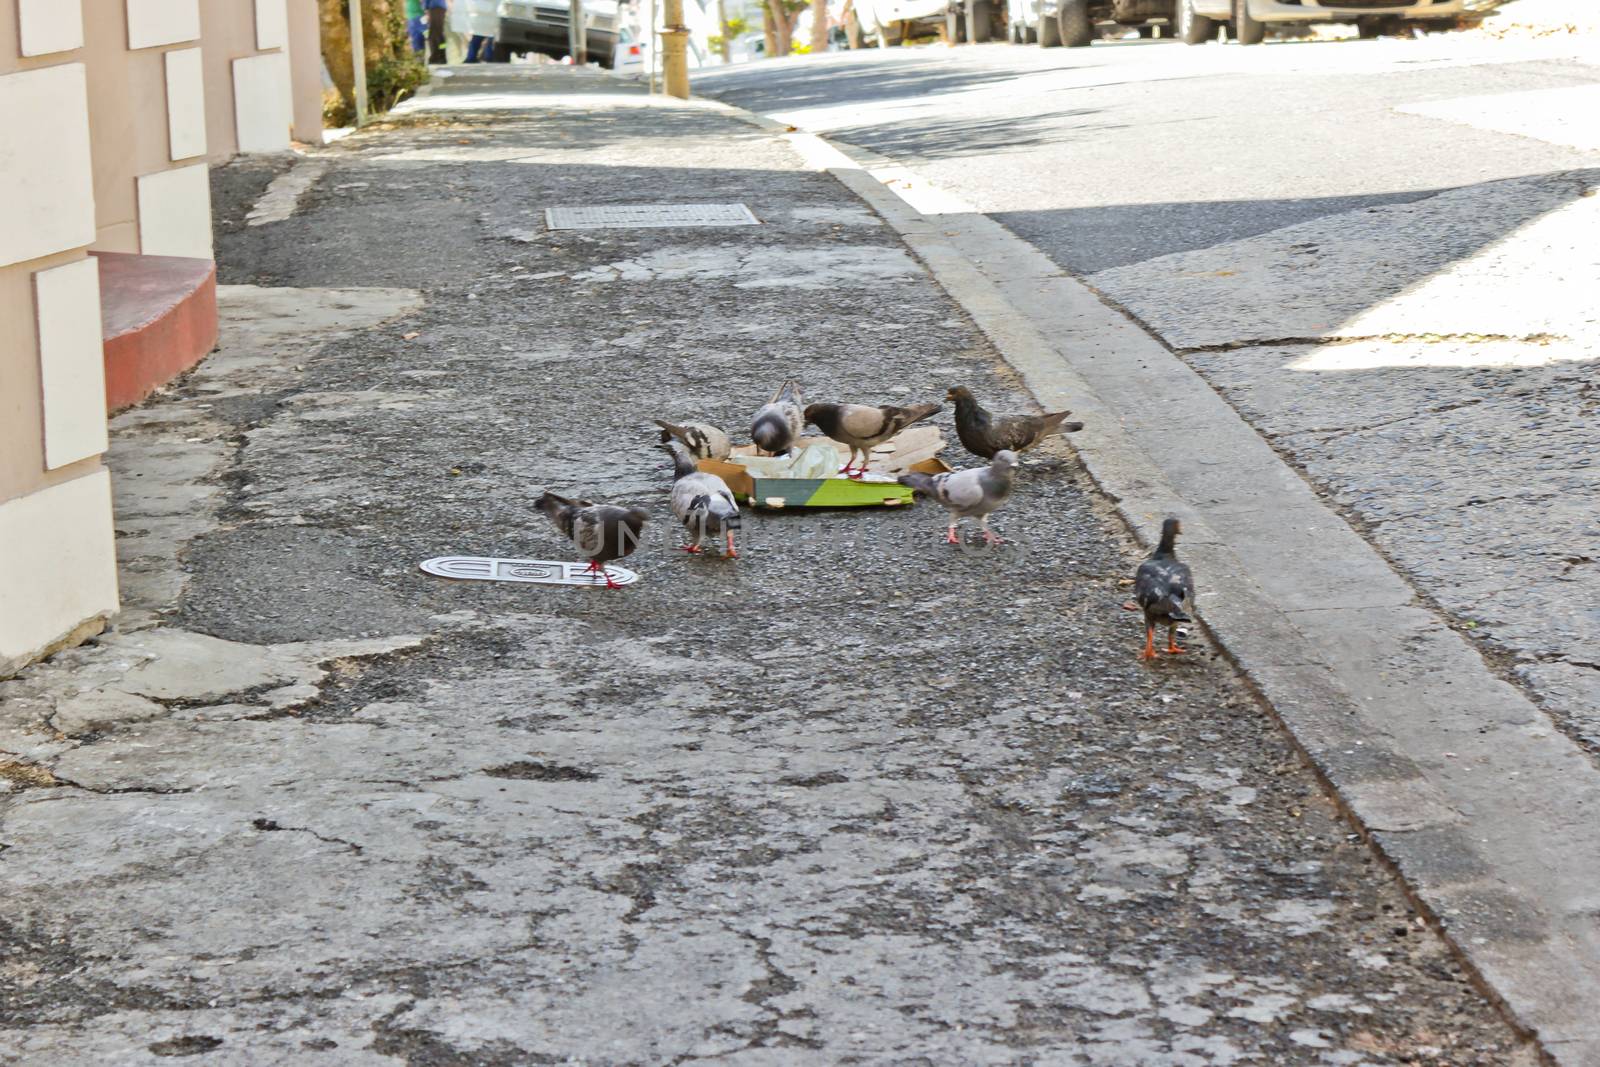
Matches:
[0,0,323,674]
[0,1,119,672]
[288,0,326,144]
[84,5,173,254]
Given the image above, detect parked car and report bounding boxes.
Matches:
[495,0,623,65]
[1175,0,1495,44]
[1005,0,1041,40]
[849,0,950,45]
[942,0,1011,42]
[1031,0,1174,47]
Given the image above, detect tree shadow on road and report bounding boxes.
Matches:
[698,54,1035,114]
[833,109,1118,162]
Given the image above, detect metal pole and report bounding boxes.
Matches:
[569,0,587,63]
[645,0,658,93]
[662,0,689,99]
[349,0,369,127]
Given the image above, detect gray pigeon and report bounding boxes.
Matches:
[654,418,732,461]
[803,401,942,478]
[661,441,742,558]
[1134,517,1195,660]
[897,449,1017,545]
[750,380,804,456]
[535,491,648,589]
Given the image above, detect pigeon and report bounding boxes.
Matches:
[1133,517,1195,660]
[535,491,648,589]
[947,386,1083,460]
[654,418,731,461]
[897,450,1017,546]
[803,401,942,479]
[661,441,742,558]
[750,380,804,455]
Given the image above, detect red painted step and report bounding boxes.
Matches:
[94,251,218,413]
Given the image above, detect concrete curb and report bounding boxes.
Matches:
[705,99,1600,1064]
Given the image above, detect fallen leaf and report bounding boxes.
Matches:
[402,332,420,340]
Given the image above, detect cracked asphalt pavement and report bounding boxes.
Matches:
[0,68,1532,1064]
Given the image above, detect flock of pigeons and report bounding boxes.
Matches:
[534,382,1195,659]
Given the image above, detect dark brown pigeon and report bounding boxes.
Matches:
[535,491,647,589]
[1134,517,1195,660]
[947,386,1083,460]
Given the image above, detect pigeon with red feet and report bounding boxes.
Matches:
[661,441,742,558]
[804,400,942,479]
[535,491,648,589]
[897,449,1016,546]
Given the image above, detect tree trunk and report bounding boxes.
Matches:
[843,0,861,47]
[809,0,829,52]
[762,2,781,55]
[319,0,404,117]
[718,0,732,61]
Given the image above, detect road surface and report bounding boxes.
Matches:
[698,31,1600,764]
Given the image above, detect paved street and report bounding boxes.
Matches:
[0,67,1537,1063]
[697,32,1600,761]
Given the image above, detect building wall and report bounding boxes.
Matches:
[0,0,323,677]
[0,1,120,674]
[288,0,326,144]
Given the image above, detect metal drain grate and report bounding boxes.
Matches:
[545,203,760,230]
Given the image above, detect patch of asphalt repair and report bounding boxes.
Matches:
[0,67,1532,1064]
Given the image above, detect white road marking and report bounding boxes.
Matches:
[245,159,329,227]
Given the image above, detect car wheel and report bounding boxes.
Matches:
[1058,0,1092,46]
[1177,0,1216,44]
[967,0,995,41]
[1232,0,1264,44]
[1037,6,1060,45]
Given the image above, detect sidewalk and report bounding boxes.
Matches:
[0,67,1528,1063]
[1477,0,1600,37]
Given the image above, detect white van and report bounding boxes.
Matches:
[849,0,952,45]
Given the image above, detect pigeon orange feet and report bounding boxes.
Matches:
[583,560,622,590]
[1139,627,1157,661]
[945,527,960,545]
[682,544,704,554]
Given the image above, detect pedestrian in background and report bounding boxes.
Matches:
[465,0,500,63]
[425,0,449,63]
[446,0,473,63]
[405,0,426,53]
